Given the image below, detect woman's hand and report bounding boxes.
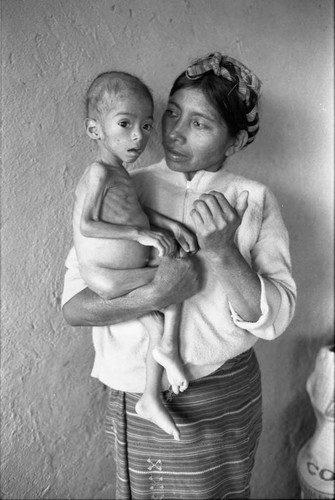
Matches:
[63,254,201,327]
[151,254,201,308]
[190,190,249,260]
[170,222,199,256]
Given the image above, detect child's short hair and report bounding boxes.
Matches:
[85,71,154,118]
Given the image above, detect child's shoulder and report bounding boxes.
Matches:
[87,161,109,174]
[84,162,114,184]
[75,162,110,192]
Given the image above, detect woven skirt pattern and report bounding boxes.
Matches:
[105,348,262,500]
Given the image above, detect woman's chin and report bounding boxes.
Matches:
[165,158,187,172]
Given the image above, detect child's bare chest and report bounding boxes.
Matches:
[101,168,147,226]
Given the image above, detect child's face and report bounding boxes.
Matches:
[96,92,153,166]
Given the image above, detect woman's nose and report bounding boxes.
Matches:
[168,121,186,143]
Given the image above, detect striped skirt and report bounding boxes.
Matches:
[105,348,262,500]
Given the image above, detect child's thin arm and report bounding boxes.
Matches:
[144,207,199,255]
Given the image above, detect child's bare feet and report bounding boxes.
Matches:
[152,345,189,395]
[135,393,180,441]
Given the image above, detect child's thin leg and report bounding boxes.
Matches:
[135,312,180,441]
[152,304,189,394]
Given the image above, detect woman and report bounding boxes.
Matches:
[62,52,297,499]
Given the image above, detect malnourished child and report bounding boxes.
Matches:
[72,71,197,440]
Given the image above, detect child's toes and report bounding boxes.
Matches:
[180,382,188,392]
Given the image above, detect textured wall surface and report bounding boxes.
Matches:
[1,0,334,498]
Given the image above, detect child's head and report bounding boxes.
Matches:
[86,71,154,119]
[85,71,154,166]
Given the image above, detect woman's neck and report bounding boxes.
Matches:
[184,163,225,181]
[185,172,195,181]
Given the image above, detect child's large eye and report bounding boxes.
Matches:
[118,120,130,128]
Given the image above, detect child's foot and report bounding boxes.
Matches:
[152,345,189,395]
[135,394,180,441]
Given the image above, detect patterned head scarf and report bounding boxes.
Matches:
[186,52,262,145]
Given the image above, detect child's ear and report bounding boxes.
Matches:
[85,118,102,140]
[225,130,248,157]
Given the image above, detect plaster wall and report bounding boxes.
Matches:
[1,0,334,498]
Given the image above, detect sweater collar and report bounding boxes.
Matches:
[160,158,231,190]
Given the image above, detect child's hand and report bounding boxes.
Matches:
[137,229,177,257]
[171,223,199,255]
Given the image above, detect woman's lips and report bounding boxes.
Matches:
[165,147,188,161]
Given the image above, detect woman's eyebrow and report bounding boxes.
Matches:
[167,100,216,122]
[167,99,180,108]
[194,111,216,121]
[185,108,219,123]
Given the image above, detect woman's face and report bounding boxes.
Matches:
[162,87,234,179]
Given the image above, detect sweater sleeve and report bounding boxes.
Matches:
[230,187,297,340]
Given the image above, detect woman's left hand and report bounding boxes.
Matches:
[190,190,249,259]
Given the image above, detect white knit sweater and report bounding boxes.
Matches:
[62,159,296,392]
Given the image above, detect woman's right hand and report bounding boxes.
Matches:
[62,254,201,327]
[136,229,177,257]
[151,255,201,309]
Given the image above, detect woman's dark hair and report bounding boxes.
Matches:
[169,70,258,139]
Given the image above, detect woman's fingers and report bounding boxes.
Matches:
[235,191,249,219]
[192,198,217,225]
[190,207,204,227]
[209,190,249,219]
[198,193,223,216]
[193,190,249,223]
[190,191,249,254]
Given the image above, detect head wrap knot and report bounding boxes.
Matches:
[186,52,262,145]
